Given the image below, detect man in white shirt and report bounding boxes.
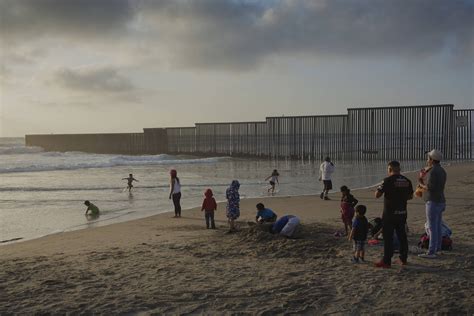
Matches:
[319,157,335,200]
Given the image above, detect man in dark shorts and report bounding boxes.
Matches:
[374,160,413,268]
[319,157,335,200]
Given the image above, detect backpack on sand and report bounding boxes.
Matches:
[418,233,453,250]
[369,217,383,237]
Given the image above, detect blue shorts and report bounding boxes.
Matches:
[353,240,366,251]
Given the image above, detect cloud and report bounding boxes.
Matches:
[1,0,472,71]
[0,64,10,82]
[0,0,135,42]
[53,67,135,93]
[139,0,474,69]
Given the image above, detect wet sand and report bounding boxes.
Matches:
[1,162,473,314]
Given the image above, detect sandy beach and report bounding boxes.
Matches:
[1,162,473,314]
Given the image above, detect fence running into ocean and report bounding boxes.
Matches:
[26,104,473,161]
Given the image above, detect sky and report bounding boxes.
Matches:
[0,0,473,137]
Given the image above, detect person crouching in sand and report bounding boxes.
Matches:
[255,203,277,223]
[226,180,240,233]
[84,200,100,217]
[348,205,369,263]
[201,188,217,229]
[271,215,301,238]
[340,185,358,236]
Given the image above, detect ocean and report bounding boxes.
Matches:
[0,137,425,243]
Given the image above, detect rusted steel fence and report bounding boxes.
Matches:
[454,109,473,160]
[266,115,347,160]
[164,104,472,161]
[346,105,455,161]
[25,104,472,161]
[165,127,196,154]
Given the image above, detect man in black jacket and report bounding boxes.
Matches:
[374,160,413,268]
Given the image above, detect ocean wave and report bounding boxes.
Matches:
[108,154,227,165]
[0,152,230,174]
[0,146,44,155]
[0,182,263,192]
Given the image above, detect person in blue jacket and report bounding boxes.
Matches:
[255,203,277,223]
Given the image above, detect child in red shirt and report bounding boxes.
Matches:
[340,185,359,236]
[201,188,217,229]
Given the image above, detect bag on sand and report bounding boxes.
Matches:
[368,217,383,237]
[418,233,453,250]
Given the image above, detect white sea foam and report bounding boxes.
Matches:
[0,148,229,174]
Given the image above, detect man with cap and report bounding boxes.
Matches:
[418,149,447,259]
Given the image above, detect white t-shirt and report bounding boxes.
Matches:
[171,178,181,194]
[319,161,335,180]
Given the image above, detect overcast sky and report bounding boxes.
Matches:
[0,0,473,137]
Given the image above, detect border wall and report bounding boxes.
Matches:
[25,104,473,161]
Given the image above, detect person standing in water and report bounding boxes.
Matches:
[319,157,335,200]
[122,173,139,192]
[169,169,182,218]
[265,169,280,194]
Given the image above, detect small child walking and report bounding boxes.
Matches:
[340,185,359,236]
[349,205,369,263]
[122,173,139,192]
[201,188,217,229]
[265,169,280,194]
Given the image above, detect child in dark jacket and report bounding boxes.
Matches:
[340,185,359,236]
[201,188,217,229]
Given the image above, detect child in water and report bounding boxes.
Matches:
[84,200,100,216]
[340,185,358,236]
[122,173,139,192]
[265,169,280,194]
[348,205,369,263]
[201,188,217,229]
